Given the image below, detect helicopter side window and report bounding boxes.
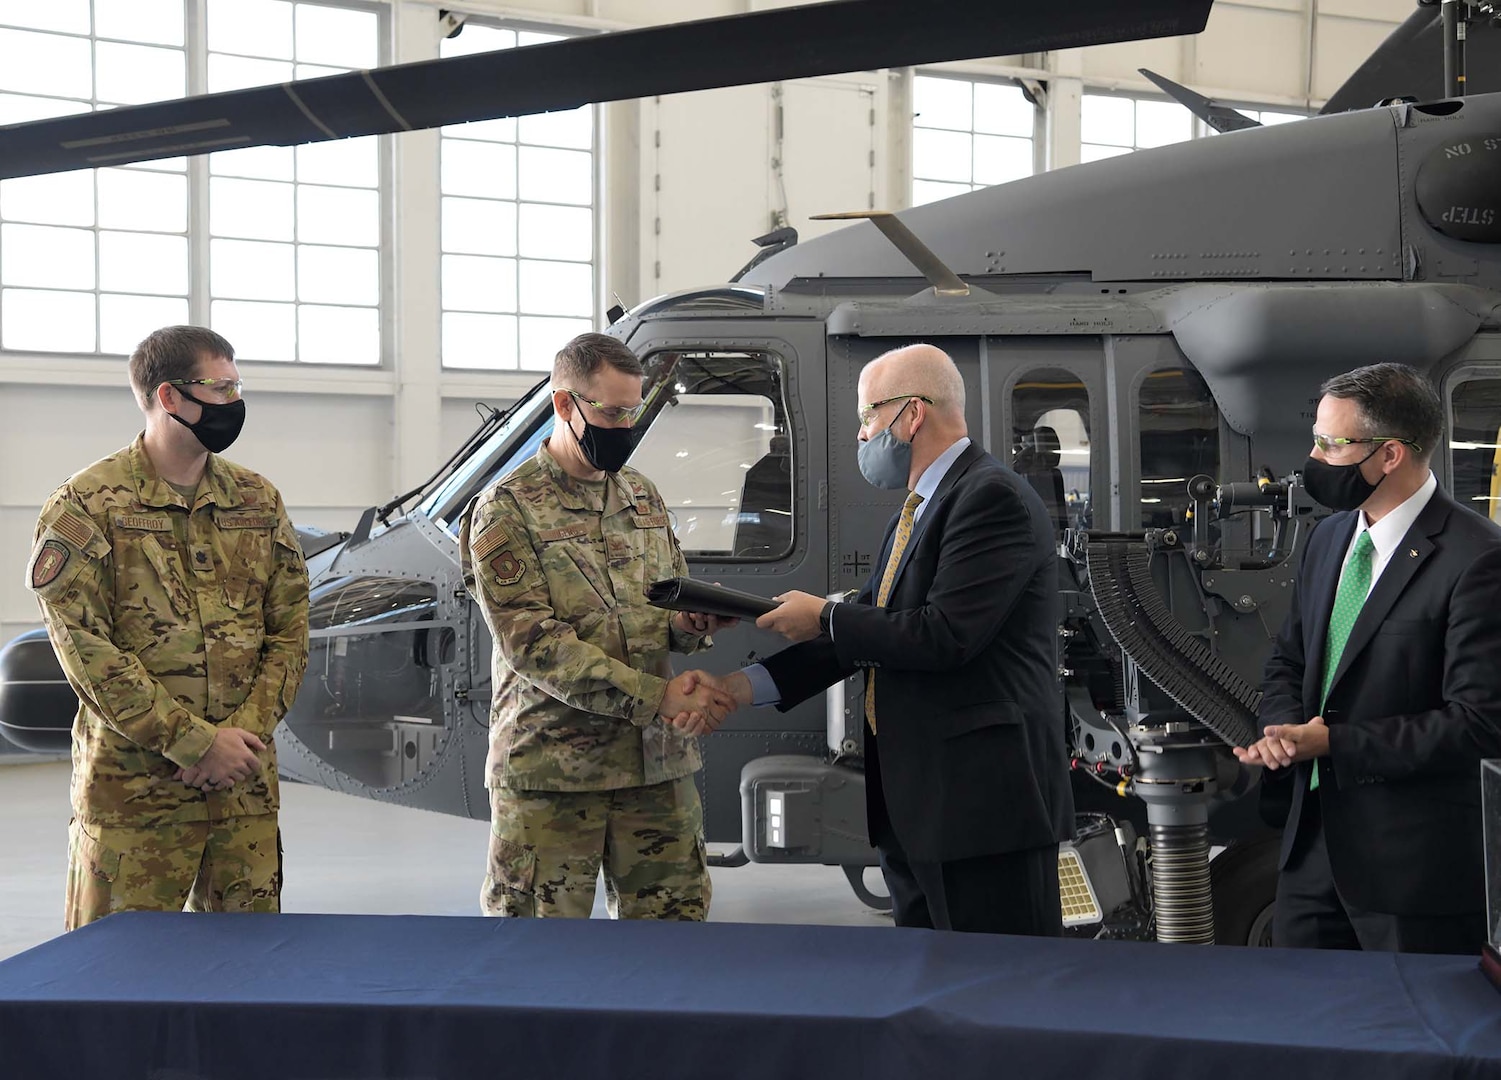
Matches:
[1138,366,1220,528]
[1448,376,1501,523]
[1010,368,1091,539]
[631,350,793,560]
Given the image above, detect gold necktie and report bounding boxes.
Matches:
[865,491,924,733]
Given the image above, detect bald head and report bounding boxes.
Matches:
[859,344,967,424]
[855,343,969,490]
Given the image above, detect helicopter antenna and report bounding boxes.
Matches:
[1443,0,1468,96]
[811,210,969,297]
[1137,69,1261,133]
[1428,0,1501,98]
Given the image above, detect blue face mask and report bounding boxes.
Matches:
[857,399,915,490]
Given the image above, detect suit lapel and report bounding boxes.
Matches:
[1325,492,1449,700]
[886,443,983,601]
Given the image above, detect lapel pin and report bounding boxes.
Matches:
[1409,549,1418,558]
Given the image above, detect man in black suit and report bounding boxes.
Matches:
[712,343,1074,934]
[1236,363,1501,954]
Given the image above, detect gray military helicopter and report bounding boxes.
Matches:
[3,0,1500,945]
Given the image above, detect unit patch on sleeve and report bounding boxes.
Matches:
[489,551,525,585]
[30,540,70,589]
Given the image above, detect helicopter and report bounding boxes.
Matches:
[3,0,1501,945]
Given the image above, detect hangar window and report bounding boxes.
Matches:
[0,0,387,363]
[438,23,596,371]
[205,1,383,365]
[1081,93,1193,163]
[0,0,190,354]
[631,350,794,560]
[1448,377,1501,524]
[1011,369,1091,539]
[912,74,1036,207]
[1138,367,1219,528]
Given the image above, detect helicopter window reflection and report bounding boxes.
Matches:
[631,350,793,560]
[1448,377,1501,524]
[1138,367,1220,529]
[1011,369,1091,540]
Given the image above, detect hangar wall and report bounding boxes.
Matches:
[0,0,1413,646]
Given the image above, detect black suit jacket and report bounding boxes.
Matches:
[762,443,1074,863]
[1261,485,1501,915]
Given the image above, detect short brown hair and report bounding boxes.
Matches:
[1320,363,1443,462]
[552,332,642,389]
[129,326,236,408]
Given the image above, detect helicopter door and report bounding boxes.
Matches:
[617,326,833,844]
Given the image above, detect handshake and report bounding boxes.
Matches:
[658,670,751,736]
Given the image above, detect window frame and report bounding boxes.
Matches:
[910,70,1040,207]
[634,346,797,563]
[436,16,603,373]
[0,0,392,366]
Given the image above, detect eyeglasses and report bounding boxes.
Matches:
[167,378,243,403]
[560,388,647,425]
[1311,430,1422,455]
[858,394,933,427]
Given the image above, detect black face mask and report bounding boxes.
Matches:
[1302,445,1384,511]
[569,413,637,474]
[170,390,246,454]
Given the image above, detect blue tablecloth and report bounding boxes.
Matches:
[1,913,1499,1079]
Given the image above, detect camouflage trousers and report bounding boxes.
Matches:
[65,814,282,931]
[483,774,710,920]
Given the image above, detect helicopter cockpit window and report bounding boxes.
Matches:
[1010,369,1091,539]
[1448,376,1501,523]
[631,350,793,560]
[1138,367,1220,528]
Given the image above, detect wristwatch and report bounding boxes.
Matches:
[819,600,836,636]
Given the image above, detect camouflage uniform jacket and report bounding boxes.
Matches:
[27,434,310,827]
[461,442,710,792]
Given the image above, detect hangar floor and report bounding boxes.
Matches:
[0,759,885,962]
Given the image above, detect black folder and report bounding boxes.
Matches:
[645,578,778,620]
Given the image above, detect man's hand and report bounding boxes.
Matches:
[176,728,266,791]
[660,671,738,736]
[673,610,739,636]
[756,591,826,643]
[1233,716,1328,770]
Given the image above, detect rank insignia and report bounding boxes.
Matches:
[490,551,525,585]
[31,540,70,589]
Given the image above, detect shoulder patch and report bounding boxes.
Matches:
[30,540,70,589]
[489,551,525,586]
[472,522,512,561]
[51,507,97,550]
[112,513,173,532]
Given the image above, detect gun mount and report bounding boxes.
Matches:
[1063,472,1318,942]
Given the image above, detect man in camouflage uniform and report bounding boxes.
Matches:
[461,333,737,920]
[27,325,310,930]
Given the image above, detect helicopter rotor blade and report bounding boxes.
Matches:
[0,0,1214,180]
